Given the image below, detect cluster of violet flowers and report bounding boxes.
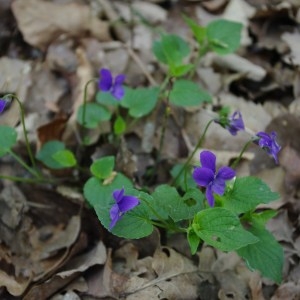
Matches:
[0,68,281,231]
[94,69,281,229]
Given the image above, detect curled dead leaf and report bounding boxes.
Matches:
[12,0,110,50]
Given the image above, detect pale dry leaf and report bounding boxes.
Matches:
[263,101,288,119]
[115,1,167,24]
[279,145,300,191]
[237,264,266,300]
[253,167,285,210]
[38,215,81,259]
[57,241,106,278]
[24,273,79,300]
[125,247,200,300]
[12,0,110,50]
[50,290,81,300]
[84,249,127,299]
[151,247,197,280]
[282,31,300,65]
[62,47,95,143]
[197,67,222,95]
[132,25,153,50]
[201,0,229,12]
[185,95,271,152]
[206,53,267,81]
[292,69,300,99]
[114,243,139,270]
[26,63,67,113]
[0,57,31,127]
[214,252,250,300]
[46,39,78,74]
[104,47,129,73]
[0,270,31,297]
[0,57,31,99]
[222,0,256,46]
[192,149,254,169]
[266,210,294,243]
[271,281,300,300]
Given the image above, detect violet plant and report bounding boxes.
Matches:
[0,17,283,284]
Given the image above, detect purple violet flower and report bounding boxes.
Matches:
[215,111,245,136]
[255,131,281,164]
[193,150,235,207]
[109,188,140,230]
[99,68,125,100]
[226,111,245,136]
[0,99,7,113]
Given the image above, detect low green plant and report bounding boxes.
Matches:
[0,17,283,284]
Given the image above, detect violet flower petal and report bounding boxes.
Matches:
[205,185,215,207]
[111,84,124,100]
[227,111,245,136]
[114,74,125,86]
[216,166,236,180]
[113,188,125,203]
[118,195,140,213]
[200,150,216,173]
[99,68,113,91]
[0,99,6,113]
[211,178,226,196]
[109,204,121,229]
[193,167,214,187]
[256,131,281,164]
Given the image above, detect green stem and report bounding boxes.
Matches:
[188,43,210,79]
[159,75,170,93]
[4,94,38,173]
[155,78,173,166]
[0,174,47,184]
[8,150,40,178]
[81,78,98,128]
[171,119,215,186]
[230,139,253,169]
[140,197,171,229]
[150,220,185,232]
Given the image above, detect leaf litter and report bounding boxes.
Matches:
[1,0,300,299]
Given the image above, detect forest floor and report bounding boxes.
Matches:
[0,0,300,299]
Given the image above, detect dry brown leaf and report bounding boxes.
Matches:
[0,57,31,127]
[213,252,251,300]
[0,270,31,297]
[36,116,68,151]
[201,0,229,12]
[222,0,256,46]
[56,241,106,278]
[123,247,200,300]
[26,63,67,114]
[0,57,31,100]
[197,67,222,95]
[37,215,81,259]
[12,0,110,50]
[282,31,300,65]
[116,1,167,24]
[279,145,300,191]
[266,210,294,243]
[62,47,95,144]
[206,53,267,81]
[271,281,300,300]
[46,39,78,74]
[84,249,127,299]
[254,168,285,210]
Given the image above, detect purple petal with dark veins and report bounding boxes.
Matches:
[193,167,214,187]
[118,195,140,213]
[99,68,113,91]
[200,150,216,173]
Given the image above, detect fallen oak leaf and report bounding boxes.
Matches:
[12,0,110,50]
